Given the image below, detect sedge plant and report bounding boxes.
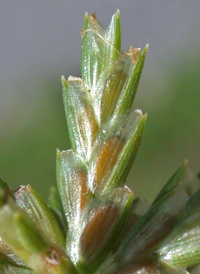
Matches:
[0,10,200,274]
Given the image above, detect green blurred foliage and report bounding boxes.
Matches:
[0,50,200,203]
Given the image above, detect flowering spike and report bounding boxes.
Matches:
[76,187,134,273]
[153,161,189,205]
[153,161,200,206]
[14,185,65,248]
[0,183,78,274]
[112,44,148,121]
[157,187,200,268]
[81,11,121,121]
[115,188,188,268]
[1,10,200,274]
[62,76,99,160]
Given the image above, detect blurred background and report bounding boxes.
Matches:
[0,1,200,203]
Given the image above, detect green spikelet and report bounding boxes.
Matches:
[0,10,200,274]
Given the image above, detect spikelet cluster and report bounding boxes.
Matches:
[0,11,200,274]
